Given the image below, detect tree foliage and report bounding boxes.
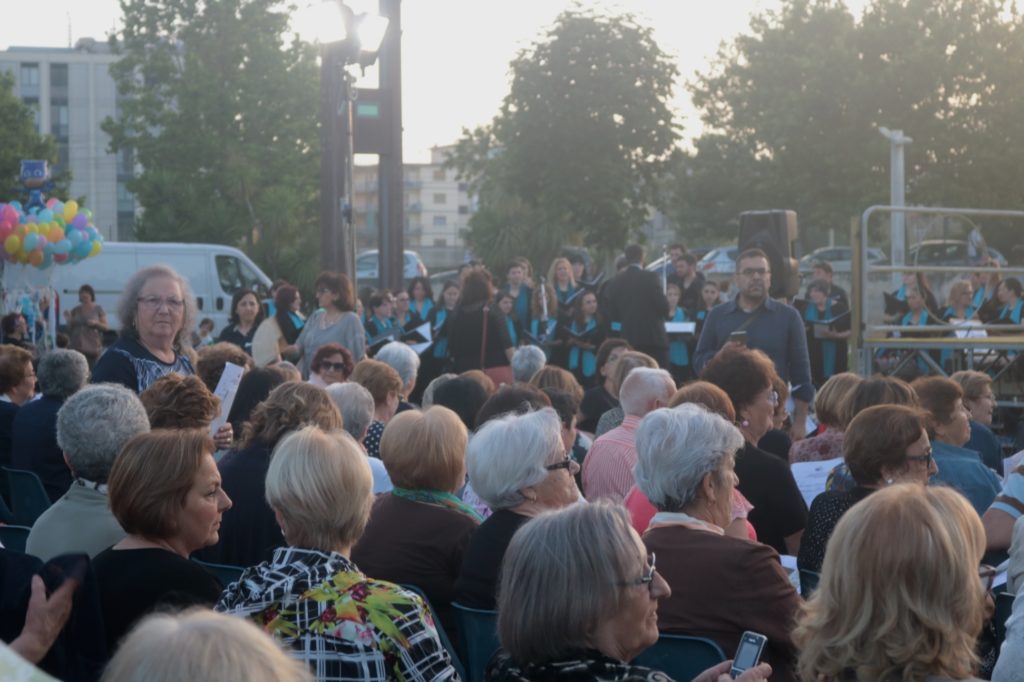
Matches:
[672,0,1024,250]
[104,0,321,286]
[0,72,69,202]
[448,8,680,269]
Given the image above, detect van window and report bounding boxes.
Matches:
[216,255,266,296]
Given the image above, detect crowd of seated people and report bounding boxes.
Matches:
[2,258,1023,682]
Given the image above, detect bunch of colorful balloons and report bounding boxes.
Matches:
[0,198,104,269]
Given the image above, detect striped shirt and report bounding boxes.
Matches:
[582,415,642,503]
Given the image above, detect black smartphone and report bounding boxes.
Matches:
[731,630,767,679]
[728,330,748,345]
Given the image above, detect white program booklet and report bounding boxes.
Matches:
[209,361,245,436]
[790,456,844,509]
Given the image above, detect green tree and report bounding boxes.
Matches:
[448,8,680,269]
[674,0,1024,250]
[104,0,321,286]
[0,72,69,202]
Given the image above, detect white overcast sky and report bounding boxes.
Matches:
[1,0,867,163]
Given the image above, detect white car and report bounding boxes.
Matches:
[697,246,739,275]
[355,250,428,286]
[799,246,887,274]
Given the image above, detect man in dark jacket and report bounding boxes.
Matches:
[602,244,670,367]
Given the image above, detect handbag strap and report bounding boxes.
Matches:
[480,305,489,369]
[735,305,765,334]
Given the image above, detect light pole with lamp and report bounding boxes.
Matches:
[878,126,912,289]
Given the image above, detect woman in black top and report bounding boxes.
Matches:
[578,340,631,434]
[216,289,263,355]
[93,430,230,654]
[797,405,934,573]
[447,270,514,374]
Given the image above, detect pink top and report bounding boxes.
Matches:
[788,428,845,464]
[582,415,642,503]
[625,486,757,541]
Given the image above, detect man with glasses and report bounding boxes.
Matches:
[694,248,813,441]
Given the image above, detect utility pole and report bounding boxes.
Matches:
[879,126,912,288]
[319,43,350,274]
[377,0,404,291]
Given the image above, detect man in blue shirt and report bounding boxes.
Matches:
[694,248,814,440]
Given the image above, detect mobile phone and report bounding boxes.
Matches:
[731,630,767,679]
[728,330,748,345]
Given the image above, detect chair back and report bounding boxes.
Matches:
[400,584,466,681]
[994,589,1015,650]
[799,568,821,598]
[0,524,32,553]
[3,467,52,526]
[632,633,726,680]
[452,602,499,682]
[192,558,245,587]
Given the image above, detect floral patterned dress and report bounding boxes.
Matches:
[215,547,458,682]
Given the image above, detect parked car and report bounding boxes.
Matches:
[799,246,887,274]
[696,246,739,275]
[645,246,716,277]
[909,240,1007,267]
[355,250,428,287]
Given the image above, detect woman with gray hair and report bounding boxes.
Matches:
[454,407,580,609]
[636,405,799,682]
[92,264,199,393]
[216,426,458,680]
[488,501,771,682]
[11,349,89,501]
[374,341,421,410]
[25,383,151,560]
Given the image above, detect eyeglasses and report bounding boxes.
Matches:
[905,447,934,467]
[619,553,657,591]
[979,564,997,593]
[545,454,577,472]
[321,362,348,372]
[740,268,771,278]
[137,297,184,311]
[766,390,779,406]
[316,287,335,295]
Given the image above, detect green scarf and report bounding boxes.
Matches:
[391,486,484,523]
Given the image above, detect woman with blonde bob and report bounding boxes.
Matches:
[794,484,988,682]
[788,372,862,464]
[351,406,481,635]
[216,426,458,680]
[102,609,311,682]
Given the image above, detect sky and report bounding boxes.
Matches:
[0,0,866,163]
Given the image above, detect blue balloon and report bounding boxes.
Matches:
[9,200,22,211]
[67,229,83,246]
[43,243,54,256]
[23,233,38,251]
[38,209,53,223]
[54,239,71,255]
[73,240,91,258]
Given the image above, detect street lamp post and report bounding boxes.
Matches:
[879,126,912,288]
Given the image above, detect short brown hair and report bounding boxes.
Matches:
[196,343,250,392]
[843,405,928,485]
[669,381,736,422]
[461,369,496,399]
[950,370,992,404]
[381,407,468,492]
[240,383,342,449]
[310,343,354,378]
[108,429,215,538]
[0,344,32,393]
[140,374,220,430]
[701,347,778,419]
[912,376,964,435]
[529,366,583,405]
[350,359,403,407]
[840,375,918,427]
[813,372,862,429]
[314,271,355,312]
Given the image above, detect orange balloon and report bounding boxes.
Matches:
[48,226,64,243]
[28,250,43,266]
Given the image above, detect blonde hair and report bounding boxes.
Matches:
[794,485,986,682]
[546,257,577,290]
[266,426,373,550]
[101,608,311,682]
[946,279,973,309]
[350,359,403,406]
[813,372,862,429]
[381,407,468,493]
[950,370,993,404]
[529,365,583,405]
[240,383,342,449]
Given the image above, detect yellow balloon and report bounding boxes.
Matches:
[27,224,38,234]
[63,200,79,222]
[89,240,102,257]
[16,250,28,264]
[4,235,19,255]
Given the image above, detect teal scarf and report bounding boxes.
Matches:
[391,486,484,523]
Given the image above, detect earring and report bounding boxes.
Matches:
[886,478,894,485]
[741,419,750,427]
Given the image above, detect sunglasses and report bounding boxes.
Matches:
[321,361,348,372]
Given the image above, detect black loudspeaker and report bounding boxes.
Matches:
[738,210,800,299]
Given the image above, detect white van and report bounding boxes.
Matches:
[1,242,273,334]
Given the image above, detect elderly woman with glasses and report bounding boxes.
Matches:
[92,264,198,393]
[702,347,808,555]
[488,502,771,682]
[455,407,580,609]
[635,404,800,682]
[797,405,935,574]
